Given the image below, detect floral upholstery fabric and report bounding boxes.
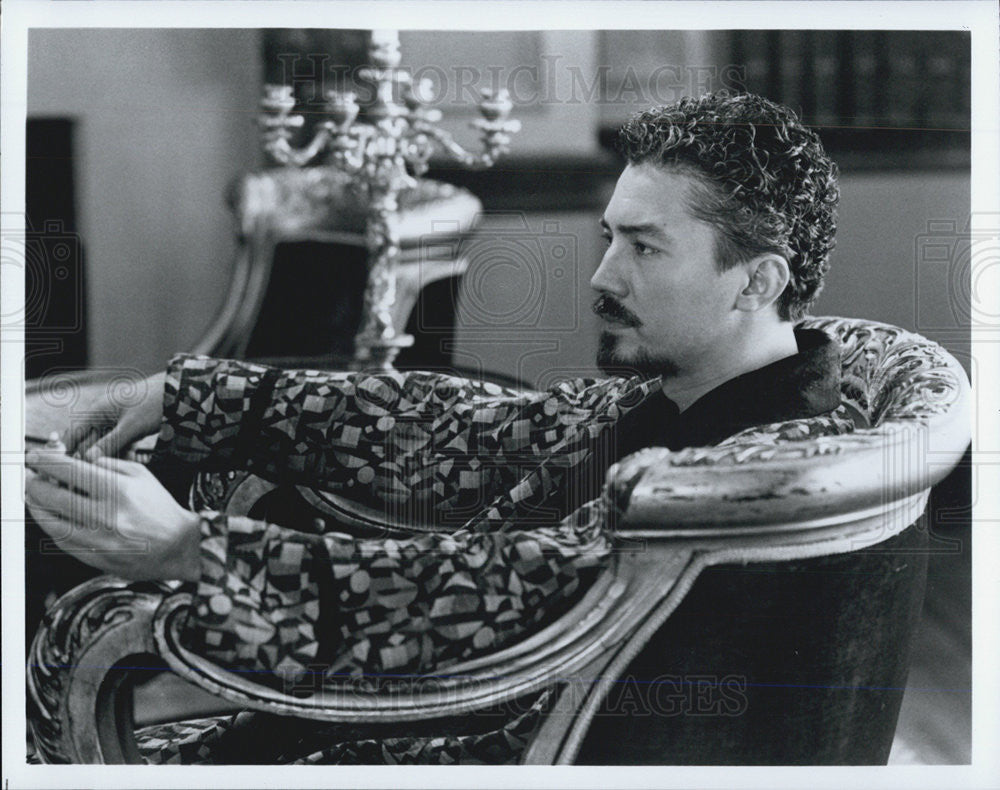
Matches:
[135,689,552,765]
[805,316,965,425]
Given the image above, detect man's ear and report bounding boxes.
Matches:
[734,254,791,313]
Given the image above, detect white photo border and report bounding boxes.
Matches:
[3,2,998,788]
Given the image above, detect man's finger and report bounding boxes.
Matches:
[27,499,80,544]
[65,421,109,456]
[26,469,75,513]
[26,470,107,527]
[88,425,129,460]
[28,503,124,574]
[25,450,117,494]
[92,456,146,476]
[24,470,74,539]
[63,420,88,451]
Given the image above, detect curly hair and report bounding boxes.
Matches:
[617,92,840,320]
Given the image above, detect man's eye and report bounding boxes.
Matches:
[600,232,612,246]
[634,241,657,256]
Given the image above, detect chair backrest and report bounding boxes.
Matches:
[230,166,482,243]
[801,315,969,428]
[561,317,971,765]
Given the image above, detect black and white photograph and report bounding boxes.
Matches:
[2,2,998,787]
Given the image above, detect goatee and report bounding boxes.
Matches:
[597,331,680,379]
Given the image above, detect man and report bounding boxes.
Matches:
[25,92,847,763]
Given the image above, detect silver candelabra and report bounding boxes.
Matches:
[258,29,521,368]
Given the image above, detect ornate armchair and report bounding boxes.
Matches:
[26,316,970,765]
[193,166,483,368]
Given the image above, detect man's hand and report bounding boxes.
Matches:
[65,371,167,460]
[25,450,200,582]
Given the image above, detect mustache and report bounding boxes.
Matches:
[592,294,642,327]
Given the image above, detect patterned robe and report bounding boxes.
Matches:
[155,354,667,689]
[136,334,847,764]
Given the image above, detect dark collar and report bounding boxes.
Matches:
[676,327,842,446]
[617,328,842,453]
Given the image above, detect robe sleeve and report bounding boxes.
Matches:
[155,353,615,515]
[154,354,623,687]
[181,501,612,691]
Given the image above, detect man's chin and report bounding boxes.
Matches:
[596,331,678,378]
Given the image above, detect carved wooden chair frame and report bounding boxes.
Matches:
[193,166,483,361]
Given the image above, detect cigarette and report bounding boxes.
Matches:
[26,432,67,452]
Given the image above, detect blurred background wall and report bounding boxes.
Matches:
[26,28,970,382]
[27,29,262,375]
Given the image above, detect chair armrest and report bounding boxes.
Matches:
[29,469,930,765]
[613,354,971,533]
[28,542,694,763]
[27,578,198,763]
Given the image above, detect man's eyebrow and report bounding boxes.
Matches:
[600,217,672,241]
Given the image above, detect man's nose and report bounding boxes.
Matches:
[590,249,628,297]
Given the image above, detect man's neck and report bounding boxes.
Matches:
[661,321,800,412]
